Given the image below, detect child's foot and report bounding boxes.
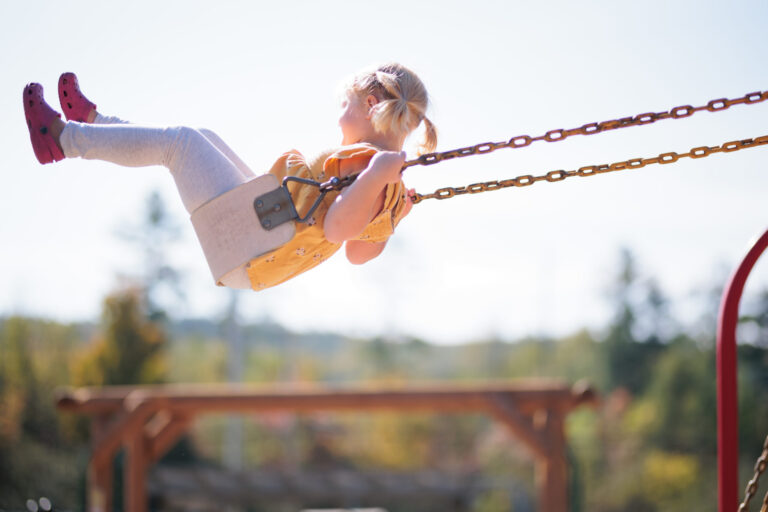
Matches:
[58,72,97,123]
[23,83,66,164]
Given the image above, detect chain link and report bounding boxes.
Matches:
[409,135,768,204]
[316,175,357,192]
[740,435,768,512]
[402,90,768,172]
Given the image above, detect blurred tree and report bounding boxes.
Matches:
[603,249,664,394]
[361,336,399,377]
[116,190,184,322]
[0,317,79,507]
[73,287,166,387]
[0,317,57,442]
[736,343,768,462]
[554,330,607,389]
[642,337,716,453]
[73,190,184,386]
[637,278,675,345]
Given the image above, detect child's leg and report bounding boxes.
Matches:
[93,113,129,125]
[91,113,255,179]
[60,72,256,182]
[59,122,249,214]
[197,128,256,178]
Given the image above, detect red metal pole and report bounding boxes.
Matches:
[717,228,768,512]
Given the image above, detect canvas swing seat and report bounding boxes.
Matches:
[190,172,354,284]
[190,174,296,284]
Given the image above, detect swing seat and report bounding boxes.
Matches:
[190,174,295,284]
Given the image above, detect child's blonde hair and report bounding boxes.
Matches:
[346,63,437,156]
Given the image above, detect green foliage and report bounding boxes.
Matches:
[642,338,717,453]
[4,247,768,511]
[0,316,87,507]
[602,249,667,394]
[640,450,700,510]
[473,488,512,512]
[73,287,167,387]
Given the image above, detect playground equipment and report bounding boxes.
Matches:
[56,380,595,512]
[718,228,768,512]
[192,90,768,284]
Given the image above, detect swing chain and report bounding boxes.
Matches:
[281,90,767,209]
[401,90,768,171]
[409,135,768,203]
[739,434,768,512]
[318,174,359,193]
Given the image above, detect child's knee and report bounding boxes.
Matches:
[197,127,217,140]
[172,125,202,141]
[167,126,210,154]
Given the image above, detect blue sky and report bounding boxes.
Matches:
[2,0,768,343]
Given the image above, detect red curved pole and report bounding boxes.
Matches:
[717,228,768,512]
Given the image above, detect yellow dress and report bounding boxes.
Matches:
[246,143,409,291]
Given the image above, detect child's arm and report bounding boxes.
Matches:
[345,240,388,264]
[324,151,406,244]
[344,188,415,264]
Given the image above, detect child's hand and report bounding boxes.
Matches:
[368,150,406,184]
[402,188,416,218]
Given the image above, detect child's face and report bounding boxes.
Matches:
[338,91,374,145]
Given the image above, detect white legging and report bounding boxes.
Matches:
[59,115,256,288]
[60,115,255,213]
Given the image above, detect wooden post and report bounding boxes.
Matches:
[535,410,568,512]
[87,459,112,512]
[88,415,113,512]
[124,420,149,512]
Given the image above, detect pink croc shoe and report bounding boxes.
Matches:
[58,72,96,122]
[23,83,65,164]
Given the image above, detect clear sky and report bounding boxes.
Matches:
[2,0,768,343]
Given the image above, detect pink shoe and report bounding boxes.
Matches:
[58,72,96,122]
[23,83,65,164]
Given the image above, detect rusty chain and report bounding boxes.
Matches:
[403,90,767,170]
[409,135,768,203]
[399,90,768,204]
[740,435,768,512]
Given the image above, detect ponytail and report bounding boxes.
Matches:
[418,116,438,156]
[346,63,438,154]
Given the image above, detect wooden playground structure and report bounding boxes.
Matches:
[56,380,596,512]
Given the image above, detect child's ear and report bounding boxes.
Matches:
[365,94,379,115]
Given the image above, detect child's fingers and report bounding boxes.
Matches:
[403,188,415,216]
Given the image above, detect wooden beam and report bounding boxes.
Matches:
[56,380,589,415]
[90,397,157,469]
[145,412,193,463]
[488,394,549,460]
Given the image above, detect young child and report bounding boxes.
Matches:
[23,63,437,290]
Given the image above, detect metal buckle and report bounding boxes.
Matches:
[254,186,298,231]
[253,174,360,231]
